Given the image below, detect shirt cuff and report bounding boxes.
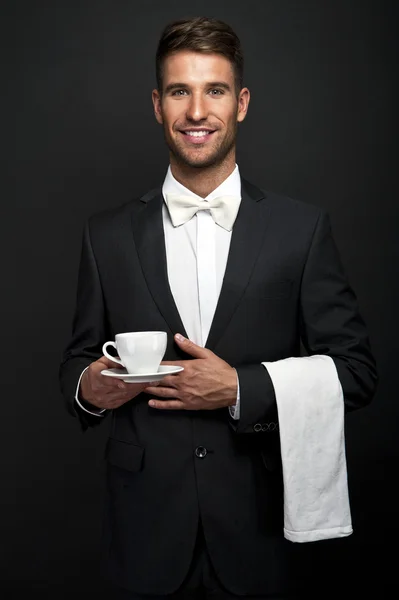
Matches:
[229,369,241,420]
[75,366,106,417]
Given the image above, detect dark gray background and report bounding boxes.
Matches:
[4,0,398,597]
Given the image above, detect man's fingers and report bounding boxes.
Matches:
[160,360,183,366]
[102,392,129,404]
[102,383,149,405]
[96,373,126,389]
[96,372,151,395]
[152,375,179,387]
[97,356,123,369]
[174,333,209,359]
[148,399,184,410]
[159,360,190,370]
[144,385,178,398]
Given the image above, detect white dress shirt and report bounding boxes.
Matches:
[76,165,242,418]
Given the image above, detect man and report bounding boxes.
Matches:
[59,16,378,600]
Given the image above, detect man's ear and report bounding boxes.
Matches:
[237,87,250,123]
[152,89,163,125]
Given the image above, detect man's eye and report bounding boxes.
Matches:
[209,89,224,95]
[172,90,187,96]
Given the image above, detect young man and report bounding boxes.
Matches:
[59,16,377,600]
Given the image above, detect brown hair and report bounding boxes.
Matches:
[155,17,244,94]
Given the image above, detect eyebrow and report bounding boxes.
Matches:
[164,81,232,94]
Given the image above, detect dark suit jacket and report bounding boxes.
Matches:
[59,178,377,595]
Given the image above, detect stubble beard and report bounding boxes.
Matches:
[164,123,238,170]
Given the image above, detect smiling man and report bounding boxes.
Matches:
[152,50,248,179]
[59,16,377,600]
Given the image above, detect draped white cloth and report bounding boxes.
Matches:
[264,355,353,542]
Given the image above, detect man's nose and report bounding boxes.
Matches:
[186,93,208,121]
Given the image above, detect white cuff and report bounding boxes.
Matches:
[228,370,241,420]
[75,366,106,417]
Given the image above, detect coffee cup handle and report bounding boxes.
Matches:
[102,341,124,366]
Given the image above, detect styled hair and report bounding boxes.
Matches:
[155,17,244,94]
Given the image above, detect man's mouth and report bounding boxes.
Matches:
[179,129,216,144]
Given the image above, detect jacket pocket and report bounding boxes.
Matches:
[105,438,144,472]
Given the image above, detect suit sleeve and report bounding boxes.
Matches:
[298,210,378,411]
[230,209,378,434]
[59,219,110,431]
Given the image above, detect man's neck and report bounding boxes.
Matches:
[170,156,236,198]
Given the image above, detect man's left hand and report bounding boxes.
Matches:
[144,333,238,411]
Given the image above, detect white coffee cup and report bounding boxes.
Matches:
[102,331,167,374]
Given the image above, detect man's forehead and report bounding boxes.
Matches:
[162,51,234,82]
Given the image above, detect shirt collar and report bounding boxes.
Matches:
[162,164,241,203]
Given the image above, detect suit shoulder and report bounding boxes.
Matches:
[243,177,326,222]
[263,190,326,221]
[86,187,159,232]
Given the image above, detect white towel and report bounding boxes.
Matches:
[263,355,353,543]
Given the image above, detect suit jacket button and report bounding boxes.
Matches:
[254,423,262,432]
[195,446,207,458]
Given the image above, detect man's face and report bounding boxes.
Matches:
[152,51,250,169]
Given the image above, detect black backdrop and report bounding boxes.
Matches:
[4,0,398,598]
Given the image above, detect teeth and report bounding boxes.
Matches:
[185,131,210,137]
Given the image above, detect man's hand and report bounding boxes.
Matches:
[144,334,238,411]
[80,356,154,410]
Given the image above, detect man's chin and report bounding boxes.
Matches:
[172,148,224,169]
[181,158,217,169]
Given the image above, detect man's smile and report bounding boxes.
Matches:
[178,128,217,144]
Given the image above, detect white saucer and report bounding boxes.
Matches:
[100,365,184,383]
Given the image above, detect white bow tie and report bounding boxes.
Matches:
[165,193,241,232]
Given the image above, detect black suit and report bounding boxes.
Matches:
[59,178,377,596]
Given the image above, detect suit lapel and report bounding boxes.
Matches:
[131,179,269,351]
[130,188,188,339]
[205,179,270,351]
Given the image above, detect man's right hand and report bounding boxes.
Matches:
[80,356,153,411]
